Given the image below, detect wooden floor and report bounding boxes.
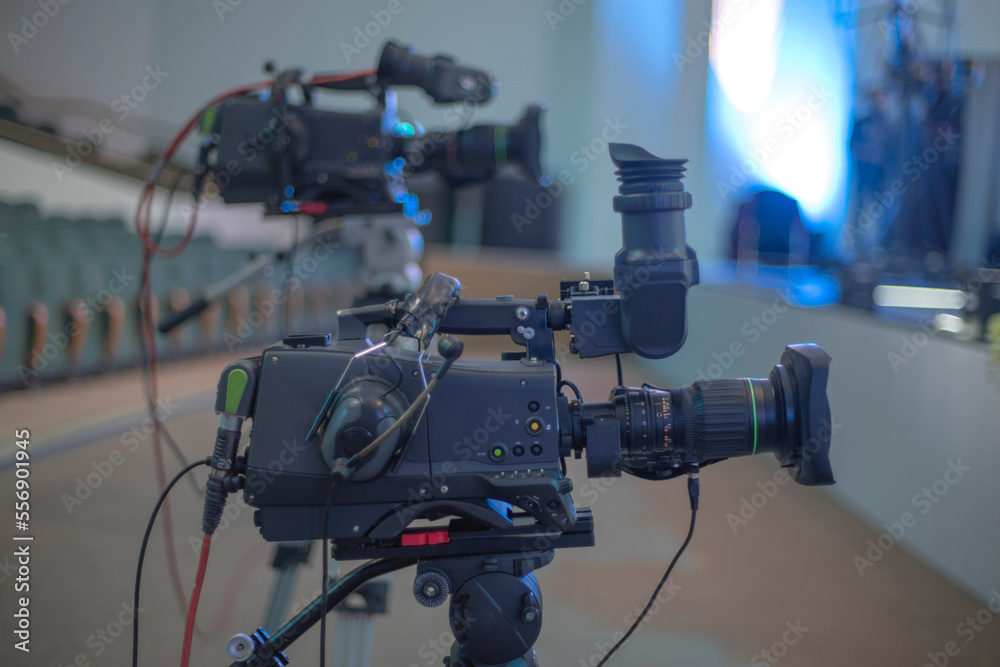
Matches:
[1,248,998,666]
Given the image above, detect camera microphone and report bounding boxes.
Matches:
[394,272,462,342]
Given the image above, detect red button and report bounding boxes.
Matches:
[401,529,450,547]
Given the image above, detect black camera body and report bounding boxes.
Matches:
[242,335,570,545]
[209,99,390,210]
[202,41,542,218]
[211,143,835,563]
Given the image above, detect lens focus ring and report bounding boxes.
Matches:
[688,379,754,459]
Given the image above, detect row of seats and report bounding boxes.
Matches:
[0,202,359,391]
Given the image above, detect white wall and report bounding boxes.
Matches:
[644,284,1000,604]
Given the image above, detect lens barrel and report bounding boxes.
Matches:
[616,375,791,461]
[402,105,543,184]
[565,344,834,486]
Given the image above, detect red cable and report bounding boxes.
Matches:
[181,533,212,667]
[133,66,374,653]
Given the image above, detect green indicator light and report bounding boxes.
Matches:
[493,448,502,457]
[747,378,758,455]
[225,368,248,414]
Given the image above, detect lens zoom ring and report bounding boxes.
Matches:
[692,380,752,458]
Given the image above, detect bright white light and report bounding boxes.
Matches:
[933,313,966,333]
[710,0,785,113]
[707,0,851,236]
[872,286,968,310]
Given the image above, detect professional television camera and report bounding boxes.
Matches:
[202,143,834,667]
[158,41,543,335]
[202,40,542,218]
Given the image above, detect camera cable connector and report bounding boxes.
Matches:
[687,462,700,511]
[203,415,244,535]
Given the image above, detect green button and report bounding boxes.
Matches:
[489,444,507,462]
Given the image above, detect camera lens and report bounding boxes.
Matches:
[568,344,834,485]
[616,375,790,462]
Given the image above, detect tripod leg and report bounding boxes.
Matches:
[230,558,414,667]
[262,542,313,633]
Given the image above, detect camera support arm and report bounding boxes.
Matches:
[336,287,629,362]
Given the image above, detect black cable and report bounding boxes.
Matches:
[557,379,583,402]
[378,345,405,399]
[596,472,699,667]
[318,477,342,667]
[132,457,211,667]
[615,353,623,386]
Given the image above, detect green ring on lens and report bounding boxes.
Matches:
[747,378,758,455]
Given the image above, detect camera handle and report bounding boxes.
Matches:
[224,550,550,667]
[225,558,416,667]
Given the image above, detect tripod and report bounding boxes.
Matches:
[257,541,389,667]
[224,509,595,667]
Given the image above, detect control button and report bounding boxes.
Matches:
[525,417,544,436]
[512,445,525,457]
[530,444,543,456]
[528,400,540,413]
[489,444,507,462]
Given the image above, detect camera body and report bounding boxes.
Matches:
[209,99,391,211]
[241,335,570,545]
